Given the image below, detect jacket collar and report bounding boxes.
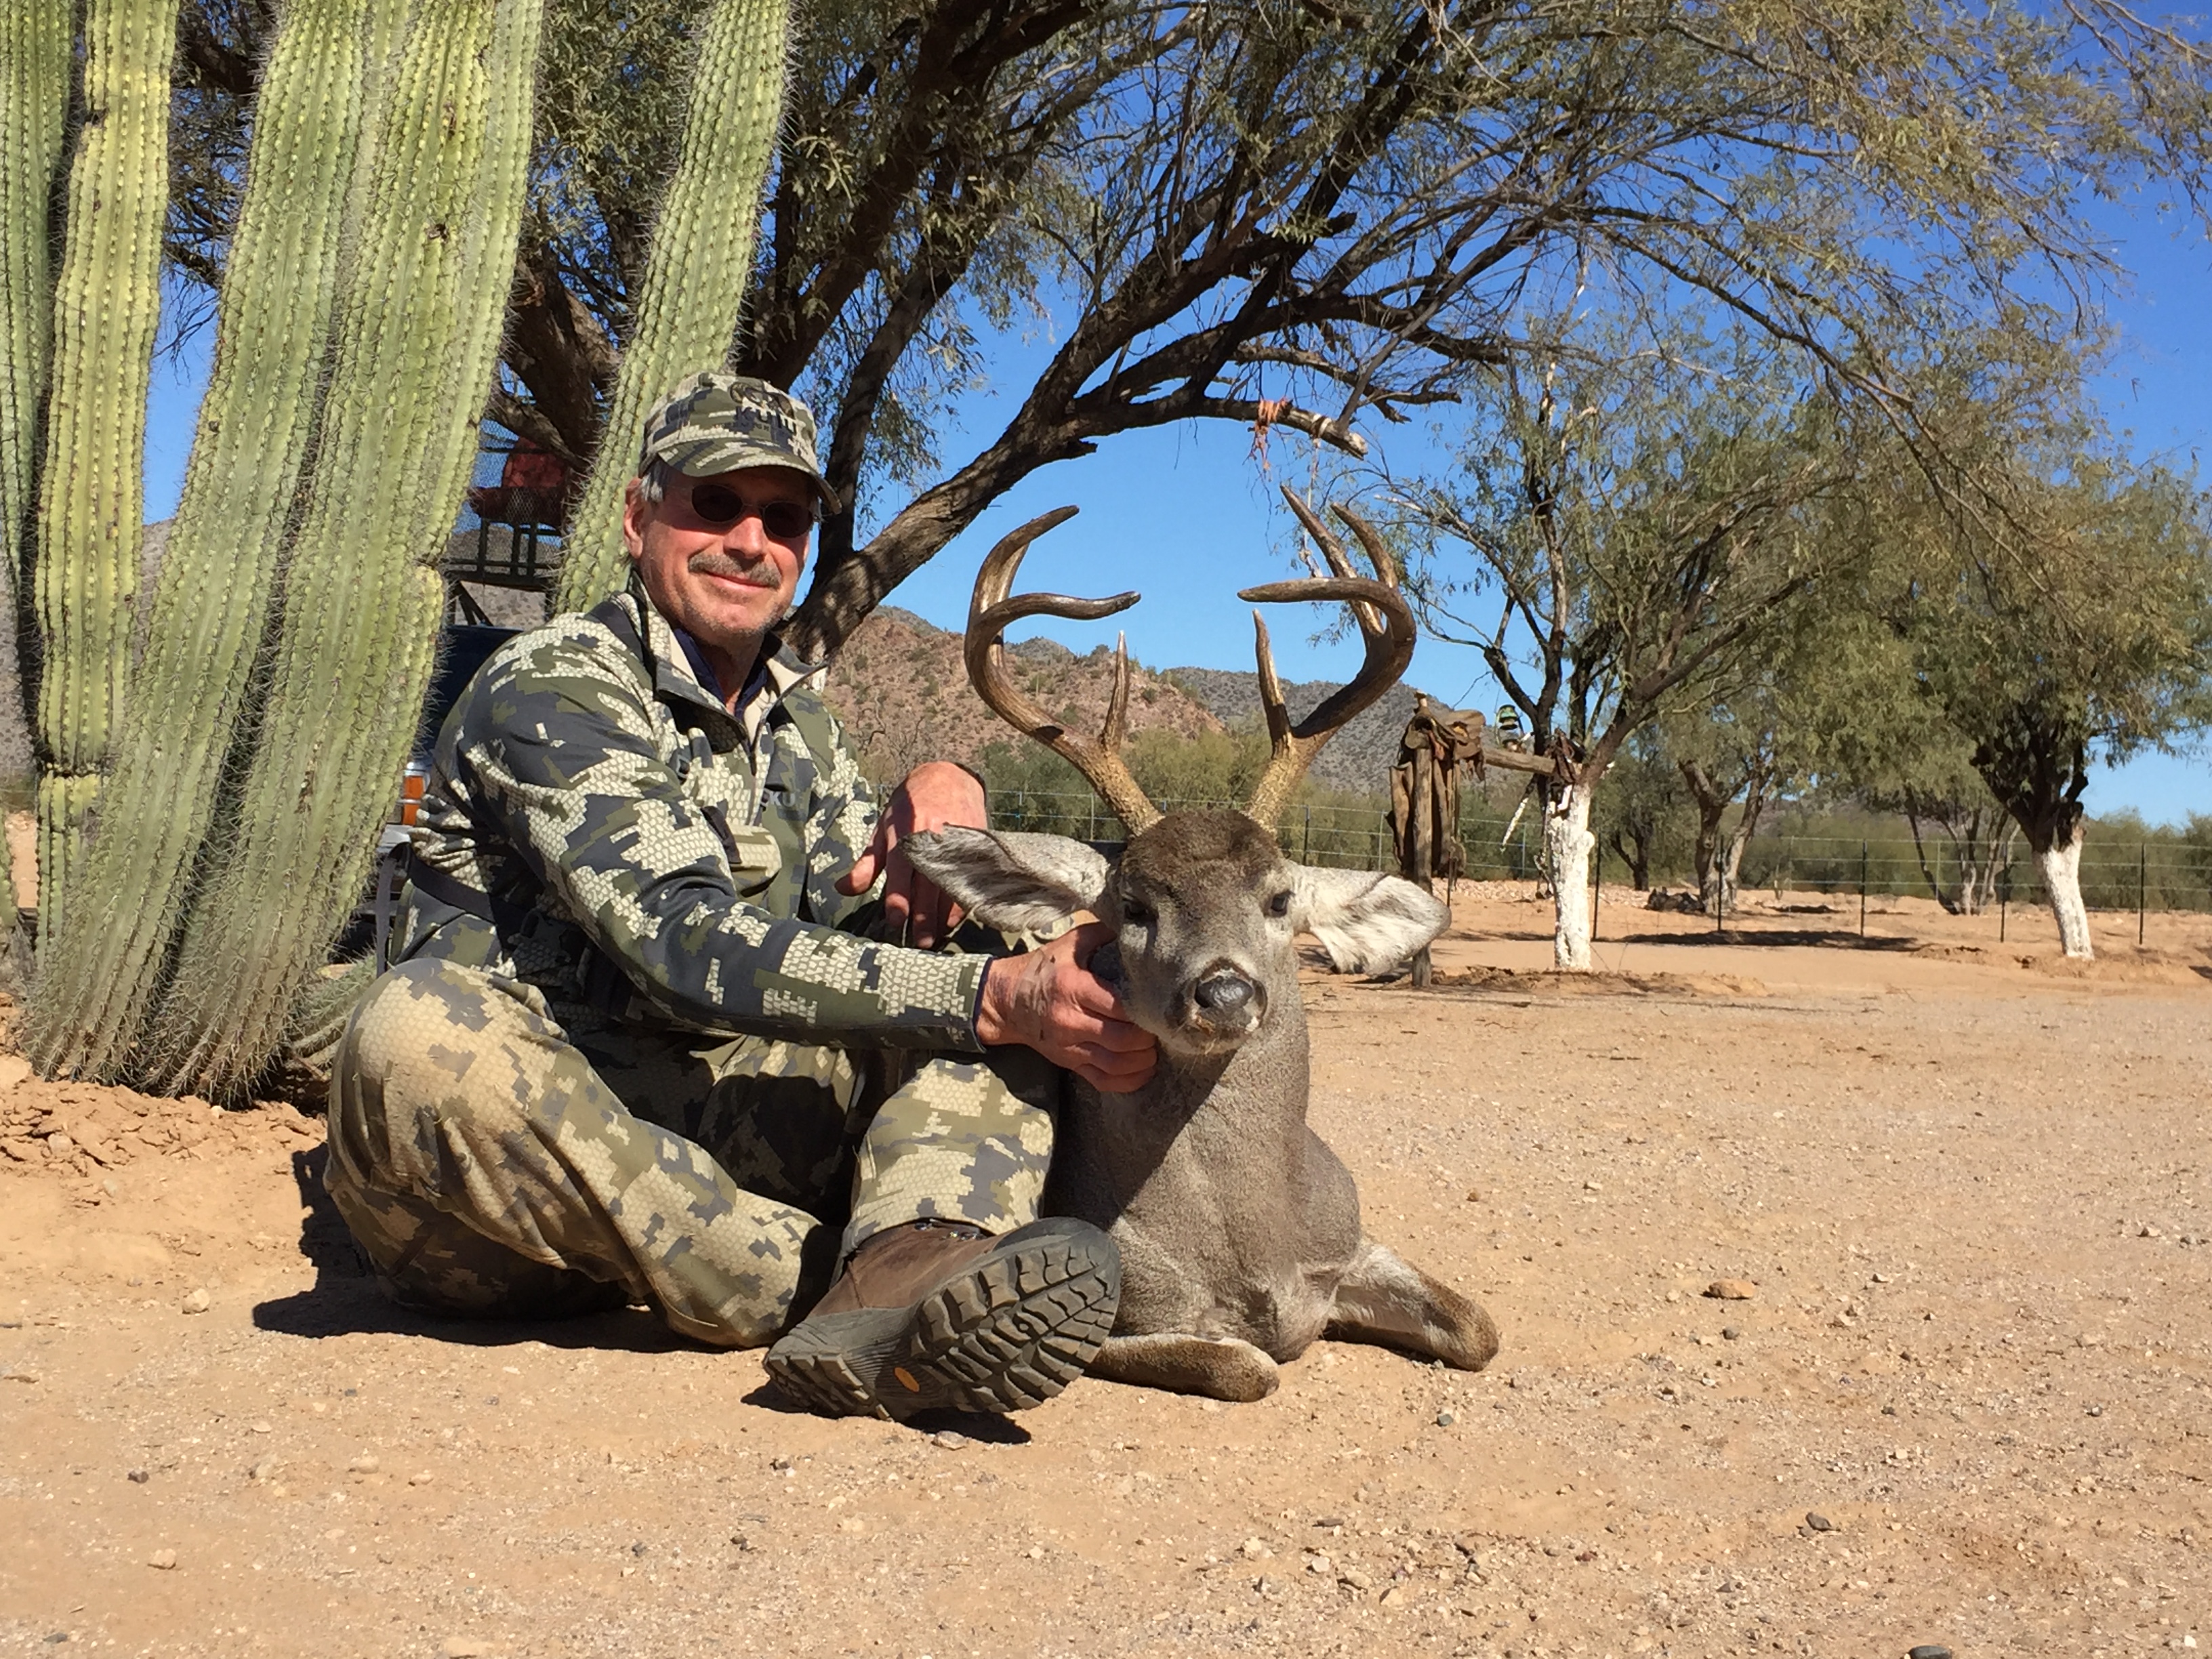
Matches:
[619,577,826,737]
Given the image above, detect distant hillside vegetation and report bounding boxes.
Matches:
[817,605,1450,796]
[817,608,1223,784]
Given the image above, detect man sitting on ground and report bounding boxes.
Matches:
[325,371,1154,1419]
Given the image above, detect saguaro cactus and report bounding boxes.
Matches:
[552,0,791,612]
[29,0,409,1081]
[30,0,181,944]
[0,2,72,956]
[0,1,70,610]
[144,0,546,1100]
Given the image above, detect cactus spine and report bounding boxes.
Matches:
[28,0,409,1080]
[552,0,791,612]
[145,0,546,1099]
[29,0,181,946]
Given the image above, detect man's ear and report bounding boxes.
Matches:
[905,827,1113,933]
[621,476,647,560]
[1290,867,1449,973]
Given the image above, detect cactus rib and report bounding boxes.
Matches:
[552,0,791,613]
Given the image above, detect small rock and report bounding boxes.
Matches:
[1435,1410,1456,1427]
[1379,1585,1405,1607]
[1907,1647,1953,1659]
[1240,1536,1269,1559]
[1583,1180,1601,1192]
[1806,1511,1835,1532]
[1464,1189,1481,1203]
[45,1132,73,1157]
[1027,1545,1045,1560]
[729,1532,752,1552]
[127,1468,149,1483]
[407,1472,434,1486]
[1705,1279,1757,1300]
[1340,1567,1373,1591]
[348,1454,379,1475]
[248,1420,272,1435]
[1,1366,37,1384]
[2086,1404,2104,1417]
[629,1540,648,1557]
[1305,1553,1333,1575]
[1721,1326,1742,1340]
[930,1431,966,1450]
[180,1288,210,1315]
[146,1549,177,1570]
[249,1459,276,1482]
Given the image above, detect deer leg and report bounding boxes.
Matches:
[1326,1240,1499,1371]
[1087,1333,1280,1402]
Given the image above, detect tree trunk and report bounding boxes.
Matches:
[1546,779,1595,971]
[1607,829,1650,890]
[2039,826,2093,960]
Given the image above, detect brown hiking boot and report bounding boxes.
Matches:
[764,1217,1120,1420]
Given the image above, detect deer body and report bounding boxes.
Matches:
[912,813,1499,1401]
[919,495,1500,1400]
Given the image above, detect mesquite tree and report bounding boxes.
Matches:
[1876,443,2212,958]
[155,0,2212,655]
[1390,325,1857,969]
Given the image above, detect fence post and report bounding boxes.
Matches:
[2139,842,2148,945]
[1859,840,1868,939]
[1999,864,2008,942]
[1302,804,1311,865]
[1592,842,1601,945]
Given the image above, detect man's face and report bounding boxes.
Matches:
[622,464,815,655]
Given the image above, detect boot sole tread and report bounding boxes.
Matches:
[764,1231,1119,1421]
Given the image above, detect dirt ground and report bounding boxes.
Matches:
[3,880,2210,1658]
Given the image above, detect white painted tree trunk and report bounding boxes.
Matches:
[1545,781,1595,970]
[2039,827,2093,959]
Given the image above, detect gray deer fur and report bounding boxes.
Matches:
[907,809,1500,1401]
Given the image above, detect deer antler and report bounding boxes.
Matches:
[1241,487,1418,827]
[964,508,1163,835]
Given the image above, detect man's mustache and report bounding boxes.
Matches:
[688,550,781,583]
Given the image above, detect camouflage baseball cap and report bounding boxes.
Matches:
[636,371,842,513]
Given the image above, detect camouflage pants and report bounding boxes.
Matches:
[325,958,1059,1347]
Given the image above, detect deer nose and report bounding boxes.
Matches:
[1193,968,1257,1014]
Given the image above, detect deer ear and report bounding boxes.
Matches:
[1290,867,1449,973]
[903,827,1113,933]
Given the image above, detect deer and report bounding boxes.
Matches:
[903,495,1500,1402]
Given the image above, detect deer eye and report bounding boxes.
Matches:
[1265,890,1292,918]
[1121,899,1155,928]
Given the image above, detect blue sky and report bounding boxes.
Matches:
[140,205,2211,825]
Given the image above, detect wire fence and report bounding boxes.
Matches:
[986,790,2212,929]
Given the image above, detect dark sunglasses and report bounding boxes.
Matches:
[684,482,817,539]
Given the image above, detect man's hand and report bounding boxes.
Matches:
[975,922,1157,1093]
[838,760,988,947]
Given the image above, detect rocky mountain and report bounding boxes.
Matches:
[1158,665,1416,798]
[816,607,1223,783]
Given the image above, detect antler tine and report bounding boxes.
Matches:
[964,508,1163,835]
[1235,566,1418,830]
[1279,485,1386,641]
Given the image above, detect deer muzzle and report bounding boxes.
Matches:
[1185,964,1265,1042]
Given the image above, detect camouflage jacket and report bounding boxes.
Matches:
[394,585,988,1050]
